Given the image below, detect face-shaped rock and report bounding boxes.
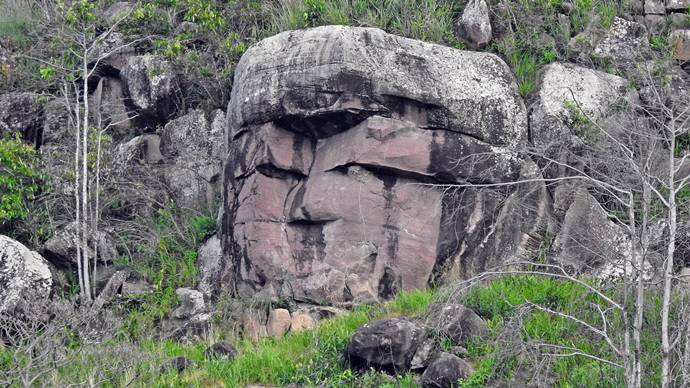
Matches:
[223,26,529,304]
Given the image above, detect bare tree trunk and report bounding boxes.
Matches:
[70,81,84,297]
[662,130,677,388]
[81,54,91,301]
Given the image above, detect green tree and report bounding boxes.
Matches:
[0,134,43,224]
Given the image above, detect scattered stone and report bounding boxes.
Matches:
[160,356,192,374]
[456,0,492,49]
[267,308,292,338]
[644,0,665,14]
[115,134,163,165]
[428,304,488,346]
[346,317,429,372]
[0,92,45,147]
[668,0,690,12]
[0,235,53,313]
[204,342,239,360]
[290,312,315,333]
[171,288,205,319]
[421,353,474,388]
[671,30,690,62]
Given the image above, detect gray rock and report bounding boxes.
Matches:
[0,235,52,313]
[670,13,690,30]
[421,352,474,388]
[171,288,205,319]
[671,30,690,62]
[551,188,630,273]
[668,0,690,12]
[196,235,224,300]
[410,338,439,370]
[428,304,488,346]
[204,342,238,360]
[121,55,176,124]
[43,222,118,267]
[644,0,665,14]
[593,17,649,65]
[267,308,291,338]
[0,92,45,147]
[115,134,163,165]
[456,0,492,49]
[91,77,132,137]
[41,99,70,145]
[529,62,631,154]
[346,317,429,372]
[161,109,225,211]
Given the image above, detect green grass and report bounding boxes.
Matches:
[0,0,35,47]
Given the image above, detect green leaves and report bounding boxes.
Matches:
[0,133,44,223]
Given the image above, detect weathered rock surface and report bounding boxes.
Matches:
[0,92,45,147]
[456,0,492,49]
[420,352,473,388]
[0,235,52,312]
[204,342,238,360]
[43,222,118,267]
[530,62,631,154]
[346,317,429,372]
[668,0,690,12]
[121,55,176,125]
[267,308,291,338]
[115,134,163,165]
[171,288,205,319]
[671,30,690,62]
[196,235,225,300]
[551,188,630,273]
[162,109,225,211]
[428,304,488,346]
[593,17,649,65]
[290,312,315,333]
[223,26,528,304]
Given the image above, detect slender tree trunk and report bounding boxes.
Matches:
[81,55,91,301]
[71,81,84,297]
[662,130,677,388]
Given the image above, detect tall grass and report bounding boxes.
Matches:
[0,0,36,47]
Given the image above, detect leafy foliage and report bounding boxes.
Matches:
[0,134,43,224]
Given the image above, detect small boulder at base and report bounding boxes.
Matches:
[0,235,52,313]
[267,308,292,338]
[428,304,488,346]
[160,356,192,374]
[204,342,238,360]
[171,288,205,319]
[346,317,429,372]
[421,352,474,388]
[290,312,315,333]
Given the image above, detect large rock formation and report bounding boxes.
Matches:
[0,235,52,312]
[222,26,533,304]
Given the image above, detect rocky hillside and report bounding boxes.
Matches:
[1,0,690,386]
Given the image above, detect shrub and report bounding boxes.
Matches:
[0,133,44,224]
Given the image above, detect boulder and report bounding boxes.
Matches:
[91,77,132,137]
[345,317,429,372]
[529,62,631,163]
[42,222,118,267]
[267,308,292,338]
[668,0,690,12]
[410,338,439,370]
[223,26,528,304]
[162,109,225,211]
[290,312,315,333]
[428,304,488,346]
[160,356,192,374]
[204,342,238,360]
[420,352,474,388]
[593,17,649,65]
[671,30,690,62]
[456,0,492,49]
[115,134,163,165]
[41,99,70,145]
[242,310,268,342]
[121,55,176,125]
[196,235,224,300]
[171,288,205,319]
[644,0,665,14]
[0,92,45,147]
[0,235,52,312]
[551,188,630,273]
